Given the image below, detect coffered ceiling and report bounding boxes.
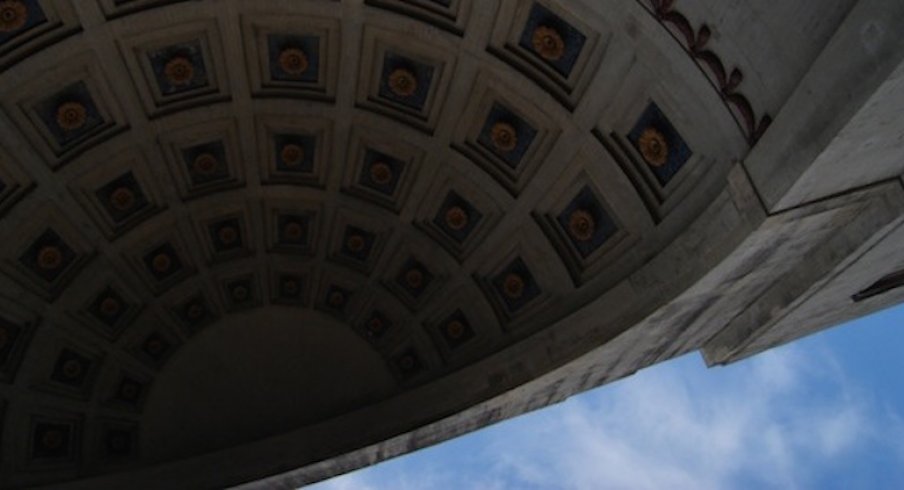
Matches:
[0,0,773,487]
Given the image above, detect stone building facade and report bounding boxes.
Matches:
[0,0,900,488]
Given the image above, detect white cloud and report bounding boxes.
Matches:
[309,343,904,490]
[310,472,379,490]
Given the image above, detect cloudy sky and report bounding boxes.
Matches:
[309,306,904,490]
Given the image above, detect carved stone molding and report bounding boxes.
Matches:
[640,0,772,145]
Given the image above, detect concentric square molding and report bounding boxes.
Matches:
[242,14,341,101]
[68,149,166,241]
[385,334,438,385]
[37,340,105,401]
[0,0,79,70]
[67,274,144,342]
[326,208,393,276]
[342,287,442,387]
[122,223,197,296]
[473,244,552,329]
[268,260,313,308]
[119,19,230,117]
[452,73,559,196]
[532,170,636,287]
[349,293,410,355]
[413,173,502,263]
[627,103,693,187]
[594,98,710,223]
[426,308,477,359]
[380,246,447,312]
[341,126,423,213]
[191,202,254,265]
[94,418,140,464]
[159,118,246,201]
[313,268,366,322]
[125,316,182,370]
[356,27,456,134]
[421,286,498,365]
[263,199,323,258]
[364,0,473,35]
[216,269,264,313]
[7,55,128,169]
[22,409,83,470]
[102,369,153,413]
[255,114,333,188]
[0,206,94,301]
[166,286,221,338]
[488,0,607,110]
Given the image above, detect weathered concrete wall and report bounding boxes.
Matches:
[745,0,904,211]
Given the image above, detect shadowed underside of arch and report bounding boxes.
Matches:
[0,0,902,488]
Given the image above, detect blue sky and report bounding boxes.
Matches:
[309,306,904,490]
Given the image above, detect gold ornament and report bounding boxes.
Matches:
[192,153,218,175]
[444,206,469,231]
[567,209,595,242]
[163,56,195,86]
[109,187,136,211]
[151,253,172,273]
[278,47,309,76]
[55,102,88,131]
[532,26,565,61]
[637,127,669,167]
[0,1,27,33]
[370,162,393,185]
[280,144,305,167]
[217,226,238,245]
[490,122,518,152]
[61,359,82,379]
[99,297,121,317]
[346,234,366,253]
[37,246,63,270]
[502,273,525,299]
[283,222,304,241]
[446,320,466,339]
[405,269,424,289]
[388,68,417,97]
[42,430,64,449]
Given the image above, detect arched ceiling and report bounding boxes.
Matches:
[0,0,788,487]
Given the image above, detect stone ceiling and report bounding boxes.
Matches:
[0,0,776,487]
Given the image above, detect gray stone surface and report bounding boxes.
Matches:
[0,0,900,488]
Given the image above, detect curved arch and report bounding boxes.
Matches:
[141,307,396,463]
[0,0,851,487]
